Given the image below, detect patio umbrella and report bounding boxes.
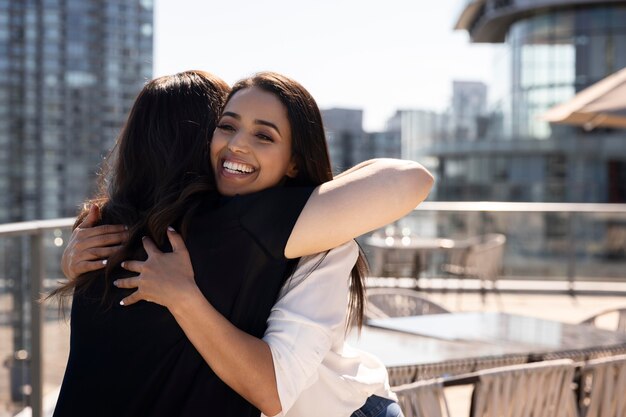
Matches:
[542,66,626,131]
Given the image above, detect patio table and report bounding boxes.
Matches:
[349,312,626,385]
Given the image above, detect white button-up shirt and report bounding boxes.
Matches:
[262,241,396,417]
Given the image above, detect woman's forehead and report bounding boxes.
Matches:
[225,88,289,126]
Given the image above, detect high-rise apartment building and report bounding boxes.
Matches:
[431,0,626,202]
[384,109,444,198]
[322,108,366,173]
[386,109,445,161]
[321,107,402,172]
[364,130,401,161]
[451,81,488,141]
[0,0,153,222]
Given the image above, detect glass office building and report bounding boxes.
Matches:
[433,0,626,202]
[0,0,153,222]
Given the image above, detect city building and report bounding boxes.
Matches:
[321,108,367,173]
[432,0,626,202]
[322,107,403,173]
[384,109,446,198]
[364,130,402,161]
[0,0,153,222]
[451,80,488,141]
[0,1,153,406]
[386,109,448,161]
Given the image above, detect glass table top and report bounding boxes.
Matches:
[349,312,626,368]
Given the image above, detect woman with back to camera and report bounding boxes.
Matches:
[53,69,232,417]
[57,71,433,417]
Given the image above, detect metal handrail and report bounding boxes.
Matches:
[0,218,75,236]
[0,217,73,417]
[416,201,626,213]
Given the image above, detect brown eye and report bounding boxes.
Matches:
[217,124,235,132]
[256,133,274,142]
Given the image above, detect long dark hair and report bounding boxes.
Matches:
[51,70,230,303]
[229,72,368,330]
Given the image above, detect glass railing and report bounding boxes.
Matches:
[1,202,626,415]
[0,218,74,417]
[366,202,626,286]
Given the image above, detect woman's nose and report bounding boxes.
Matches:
[227,132,249,153]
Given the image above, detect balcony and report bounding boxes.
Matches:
[1,202,625,416]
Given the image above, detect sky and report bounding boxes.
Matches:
[153,0,496,131]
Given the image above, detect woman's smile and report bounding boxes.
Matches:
[222,160,256,175]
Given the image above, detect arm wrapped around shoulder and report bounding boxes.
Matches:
[285,159,434,259]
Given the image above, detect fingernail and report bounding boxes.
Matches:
[120,261,125,268]
[167,226,175,232]
[119,300,125,306]
[113,280,118,287]
[124,225,129,230]
[102,259,108,266]
[141,236,146,240]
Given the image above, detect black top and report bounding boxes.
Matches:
[53,186,314,417]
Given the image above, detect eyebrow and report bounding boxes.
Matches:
[221,111,282,135]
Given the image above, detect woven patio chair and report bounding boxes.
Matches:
[469,359,578,417]
[365,288,450,320]
[578,354,626,417]
[441,233,506,307]
[367,245,423,289]
[394,378,451,417]
[579,307,626,332]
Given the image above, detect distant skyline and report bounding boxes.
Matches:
[154,0,496,131]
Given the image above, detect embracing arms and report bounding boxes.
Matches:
[61,158,433,278]
[59,158,433,414]
[61,205,128,279]
[114,232,356,416]
[284,158,433,258]
[114,230,282,415]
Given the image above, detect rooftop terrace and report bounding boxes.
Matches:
[1,201,625,416]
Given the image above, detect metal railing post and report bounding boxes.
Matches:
[29,231,44,417]
[566,212,577,297]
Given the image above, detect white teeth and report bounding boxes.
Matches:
[223,160,255,174]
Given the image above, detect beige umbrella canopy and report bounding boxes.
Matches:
[542,67,626,131]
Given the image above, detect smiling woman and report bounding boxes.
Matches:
[211,86,298,196]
